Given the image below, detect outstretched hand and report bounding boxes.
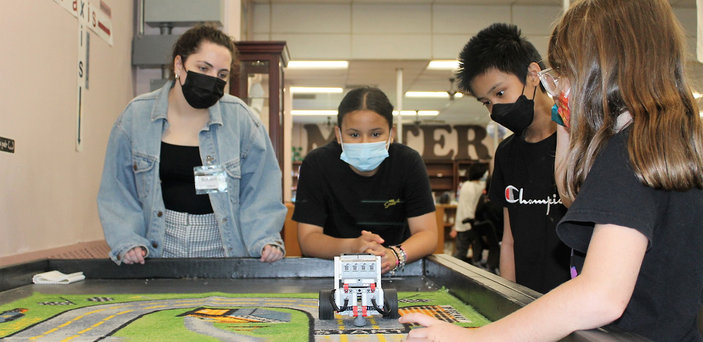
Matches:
[400,313,473,341]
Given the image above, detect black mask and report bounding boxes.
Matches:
[490,87,535,136]
[179,70,226,109]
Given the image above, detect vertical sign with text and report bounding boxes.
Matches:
[52,0,113,151]
[53,0,113,45]
[76,0,88,151]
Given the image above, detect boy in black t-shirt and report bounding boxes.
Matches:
[292,87,437,274]
[454,23,570,294]
[402,1,703,340]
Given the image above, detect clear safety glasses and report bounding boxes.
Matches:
[537,67,562,98]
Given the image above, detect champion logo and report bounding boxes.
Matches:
[504,185,562,215]
[505,186,516,202]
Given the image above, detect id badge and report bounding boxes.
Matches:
[194,165,228,194]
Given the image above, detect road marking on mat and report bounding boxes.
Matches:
[335,313,348,342]
[30,308,109,340]
[61,309,134,341]
[369,316,387,342]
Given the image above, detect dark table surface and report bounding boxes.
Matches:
[0,255,648,341]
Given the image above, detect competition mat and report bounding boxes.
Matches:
[0,290,490,341]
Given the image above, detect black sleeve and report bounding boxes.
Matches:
[557,132,656,253]
[291,152,327,227]
[474,194,488,221]
[402,149,436,218]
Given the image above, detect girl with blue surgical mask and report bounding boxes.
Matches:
[337,110,393,174]
[293,87,438,274]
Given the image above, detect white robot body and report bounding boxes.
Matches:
[333,254,384,317]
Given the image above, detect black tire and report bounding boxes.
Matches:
[383,288,399,319]
[319,289,334,320]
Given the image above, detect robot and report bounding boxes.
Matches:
[318,254,399,326]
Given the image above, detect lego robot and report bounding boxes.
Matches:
[318,254,399,326]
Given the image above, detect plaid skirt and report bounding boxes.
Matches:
[162,209,226,258]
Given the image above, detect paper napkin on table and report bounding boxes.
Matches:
[32,270,85,284]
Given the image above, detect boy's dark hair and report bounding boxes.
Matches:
[337,87,394,129]
[457,23,545,95]
[468,163,489,181]
[169,24,236,80]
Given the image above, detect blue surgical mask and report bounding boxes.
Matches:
[339,136,391,172]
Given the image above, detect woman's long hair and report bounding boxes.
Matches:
[548,0,703,203]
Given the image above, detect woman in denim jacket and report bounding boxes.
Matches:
[98,24,286,265]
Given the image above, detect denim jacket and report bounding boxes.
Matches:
[97,81,286,264]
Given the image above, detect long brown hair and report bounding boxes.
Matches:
[548,0,703,202]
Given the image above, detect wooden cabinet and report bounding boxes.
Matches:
[229,41,290,170]
[425,159,488,196]
[282,203,300,256]
[435,204,457,254]
[424,160,455,193]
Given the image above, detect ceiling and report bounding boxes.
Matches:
[286,60,477,126]
[267,0,698,126]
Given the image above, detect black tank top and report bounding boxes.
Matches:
[159,141,214,214]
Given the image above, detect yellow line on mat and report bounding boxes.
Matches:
[30,308,108,340]
[369,316,387,342]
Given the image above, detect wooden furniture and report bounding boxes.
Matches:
[424,160,455,194]
[435,204,457,255]
[282,202,301,257]
[424,159,488,196]
[229,41,290,170]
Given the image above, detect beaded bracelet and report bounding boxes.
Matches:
[395,245,407,269]
[388,246,400,271]
[389,245,406,272]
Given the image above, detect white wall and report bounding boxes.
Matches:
[0,1,134,259]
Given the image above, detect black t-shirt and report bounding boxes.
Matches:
[159,142,214,214]
[489,133,570,293]
[292,141,436,246]
[557,128,703,341]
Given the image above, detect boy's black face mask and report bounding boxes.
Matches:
[490,85,536,136]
